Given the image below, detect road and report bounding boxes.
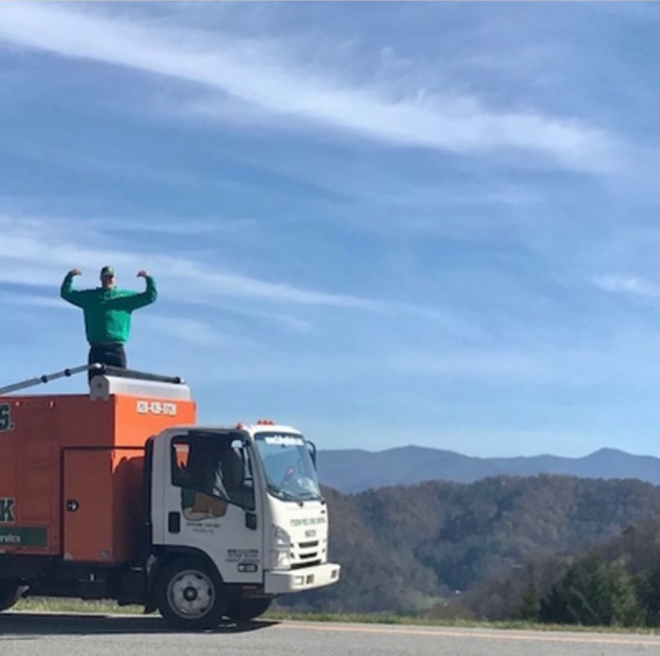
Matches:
[1,613,660,656]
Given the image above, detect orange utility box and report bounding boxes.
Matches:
[0,391,196,564]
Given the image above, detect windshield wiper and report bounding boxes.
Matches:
[296,491,323,501]
[267,484,304,506]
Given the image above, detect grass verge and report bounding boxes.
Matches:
[15,598,142,615]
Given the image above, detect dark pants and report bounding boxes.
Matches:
[88,343,127,383]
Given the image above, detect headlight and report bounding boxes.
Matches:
[271,525,292,571]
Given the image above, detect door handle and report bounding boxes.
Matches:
[245,512,257,530]
[168,511,181,534]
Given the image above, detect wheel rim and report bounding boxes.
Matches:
[167,569,215,619]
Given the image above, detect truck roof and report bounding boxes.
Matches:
[159,423,303,435]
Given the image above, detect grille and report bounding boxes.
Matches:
[298,540,319,549]
[292,539,322,568]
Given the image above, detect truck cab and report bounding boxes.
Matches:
[149,422,339,626]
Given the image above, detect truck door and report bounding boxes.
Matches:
[157,431,263,584]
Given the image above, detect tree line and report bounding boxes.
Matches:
[462,518,660,627]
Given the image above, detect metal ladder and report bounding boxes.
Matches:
[0,364,185,396]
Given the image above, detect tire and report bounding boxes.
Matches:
[226,596,272,623]
[155,557,227,630]
[0,580,23,612]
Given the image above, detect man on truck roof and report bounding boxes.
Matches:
[60,266,157,380]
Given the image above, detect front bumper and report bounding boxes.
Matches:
[264,562,341,594]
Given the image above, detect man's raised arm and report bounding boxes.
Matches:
[126,270,158,310]
[60,268,84,307]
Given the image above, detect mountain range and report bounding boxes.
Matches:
[316,446,660,493]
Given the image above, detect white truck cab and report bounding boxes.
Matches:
[149,421,341,626]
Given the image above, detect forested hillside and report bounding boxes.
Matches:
[280,475,660,616]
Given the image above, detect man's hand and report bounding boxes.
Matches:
[137,270,149,278]
[69,268,82,276]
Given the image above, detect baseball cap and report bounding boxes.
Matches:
[100,266,115,278]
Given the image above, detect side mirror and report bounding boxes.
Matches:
[306,440,317,468]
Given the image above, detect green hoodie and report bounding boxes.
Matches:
[60,273,157,344]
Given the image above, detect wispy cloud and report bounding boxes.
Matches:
[389,349,544,379]
[0,214,380,310]
[102,218,260,237]
[0,291,65,310]
[140,315,225,347]
[386,336,659,386]
[592,275,660,299]
[0,4,620,174]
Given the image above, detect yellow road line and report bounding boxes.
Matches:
[276,621,660,646]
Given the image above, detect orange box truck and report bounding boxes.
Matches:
[0,365,340,629]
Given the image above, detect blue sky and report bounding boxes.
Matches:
[0,2,658,458]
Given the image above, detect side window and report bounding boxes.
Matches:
[170,434,255,512]
[171,437,219,495]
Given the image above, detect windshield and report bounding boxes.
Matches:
[254,432,323,503]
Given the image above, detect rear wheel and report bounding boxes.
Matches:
[226,596,272,623]
[0,580,23,612]
[155,557,227,630]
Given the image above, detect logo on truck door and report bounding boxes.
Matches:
[0,403,14,432]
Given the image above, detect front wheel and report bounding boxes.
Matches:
[155,557,227,630]
[0,580,24,612]
[226,596,272,623]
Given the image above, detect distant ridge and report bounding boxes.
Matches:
[317,446,660,493]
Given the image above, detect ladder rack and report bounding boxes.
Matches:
[0,363,184,396]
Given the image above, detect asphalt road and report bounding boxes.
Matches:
[1,613,660,656]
